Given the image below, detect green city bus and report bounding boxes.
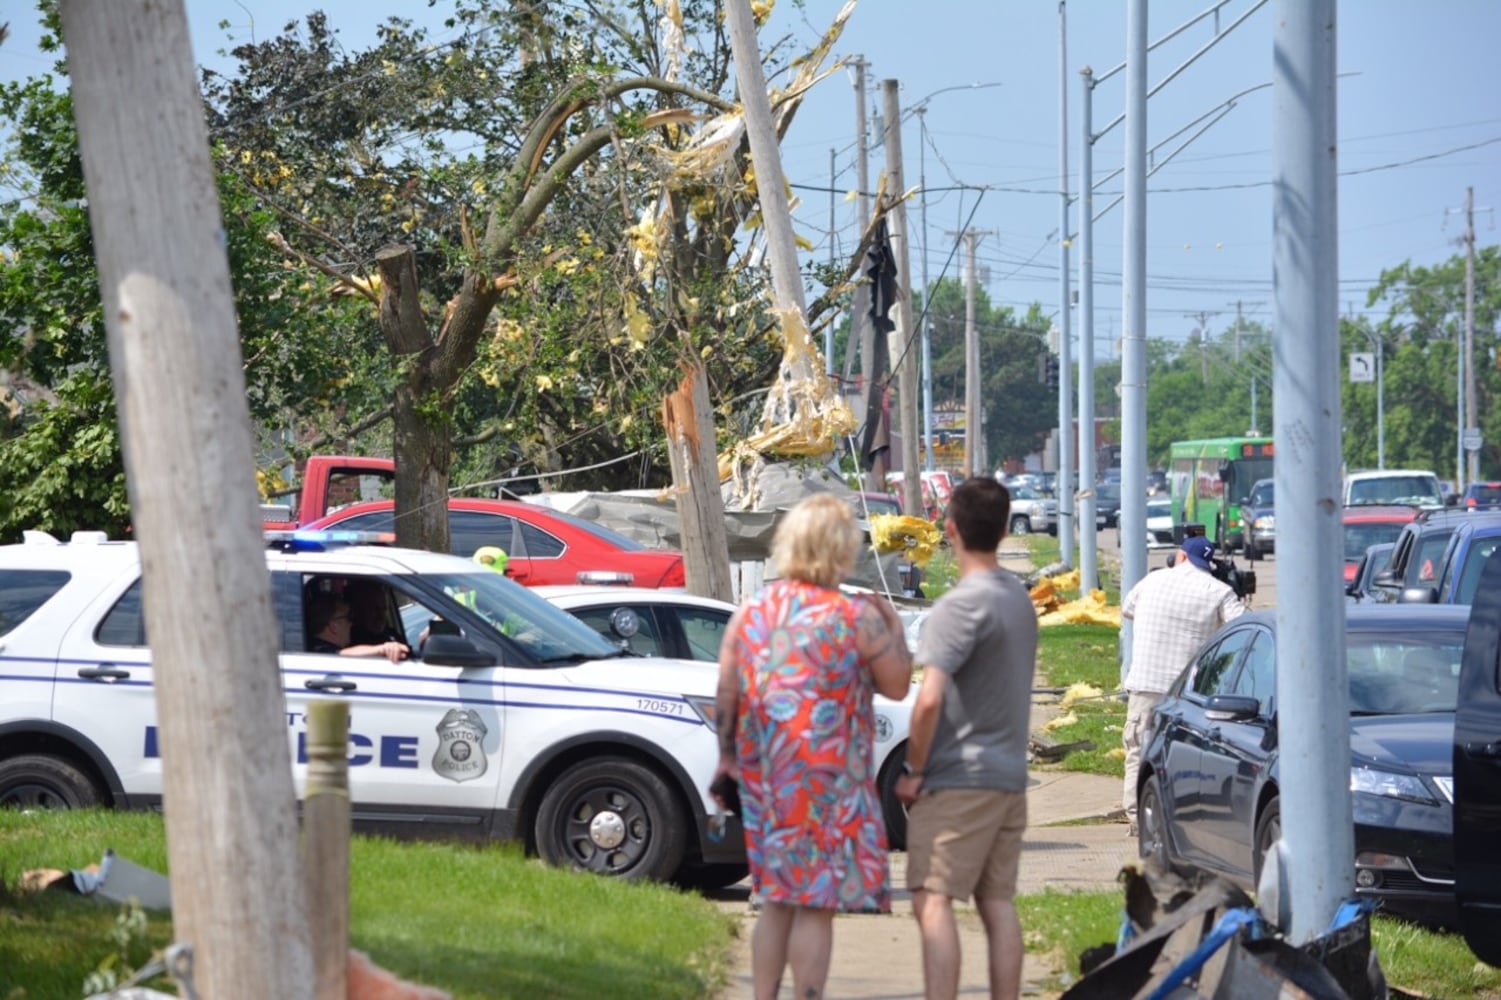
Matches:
[1168,437,1274,553]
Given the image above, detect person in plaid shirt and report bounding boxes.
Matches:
[1119,535,1246,835]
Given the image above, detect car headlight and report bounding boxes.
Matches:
[1350,766,1438,806]
[1254,516,1274,530]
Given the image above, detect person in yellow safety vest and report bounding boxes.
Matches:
[474,545,509,575]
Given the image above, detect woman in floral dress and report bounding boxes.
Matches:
[711,493,914,1000]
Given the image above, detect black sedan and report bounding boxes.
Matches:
[1136,605,1468,926]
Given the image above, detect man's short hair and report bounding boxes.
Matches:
[947,477,1011,553]
[307,595,346,637]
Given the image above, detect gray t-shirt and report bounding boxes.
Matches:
[915,568,1038,793]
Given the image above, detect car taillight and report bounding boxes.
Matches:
[661,560,686,589]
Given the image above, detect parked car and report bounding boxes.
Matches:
[1369,507,1477,601]
[1455,550,1501,963]
[1146,469,1169,496]
[1397,513,1501,605]
[0,530,740,884]
[1007,486,1057,536]
[1240,478,1275,561]
[1346,541,1395,603]
[1344,469,1444,509]
[1460,481,1501,511]
[1136,604,1469,927]
[533,585,918,849]
[857,492,903,519]
[1342,504,1422,588]
[1093,481,1122,529]
[305,497,686,588]
[1144,496,1175,549]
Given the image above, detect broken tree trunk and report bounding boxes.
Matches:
[663,364,734,602]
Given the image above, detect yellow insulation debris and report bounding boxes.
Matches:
[1060,682,1104,710]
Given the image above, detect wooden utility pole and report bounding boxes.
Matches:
[59,1,313,996]
[850,57,885,489]
[1463,186,1479,486]
[880,79,922,517]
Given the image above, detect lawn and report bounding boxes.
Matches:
[0,809,736,1000]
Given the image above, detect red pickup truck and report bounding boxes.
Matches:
[260,455,396,532]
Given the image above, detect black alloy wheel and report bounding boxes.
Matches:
[535,757,687,881]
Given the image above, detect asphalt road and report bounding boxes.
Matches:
[1117,528,1280,610]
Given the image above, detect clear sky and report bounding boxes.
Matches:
[7,1,1499,353]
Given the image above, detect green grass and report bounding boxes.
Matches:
[1035,624,1127,778]
[0,809,736,1000]
[1015,889,1501,997]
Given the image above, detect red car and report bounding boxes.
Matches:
[1342,504,1421,585]
[305,498,686,588]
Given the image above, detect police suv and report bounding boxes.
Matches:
[0,530,745,887]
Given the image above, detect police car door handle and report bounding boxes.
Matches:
[78,665,131,680]
[305,676,357,693]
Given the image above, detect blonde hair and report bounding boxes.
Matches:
[771,493,862,588]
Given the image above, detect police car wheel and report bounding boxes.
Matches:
[0,754,103,810]
[877,745,909,851]
[535,757,687,881]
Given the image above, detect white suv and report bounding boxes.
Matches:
[0,531,745,887]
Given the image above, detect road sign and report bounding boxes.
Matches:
[1465,428,1483,452]
[1349,352,1375,383]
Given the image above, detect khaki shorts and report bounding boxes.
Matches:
[906,788,1027,902]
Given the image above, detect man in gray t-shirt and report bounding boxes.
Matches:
[896,477,1037,1000]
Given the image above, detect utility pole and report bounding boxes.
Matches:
[1056,0,1075,569]
[1077,65,1099,592]
[851,57,883,488]
[59,1,314,995]
[1274,0,1350,943]
[960,228,984,477]
[1186,310,1218,384]
[881,78,922,517]
[1464,186,1479,485]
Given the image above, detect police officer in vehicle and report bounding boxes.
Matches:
[307,594,410,663]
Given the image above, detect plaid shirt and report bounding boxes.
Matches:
[1121,561,1246,694]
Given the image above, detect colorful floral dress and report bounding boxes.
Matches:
[731,579,890,912]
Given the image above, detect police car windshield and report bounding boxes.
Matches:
[423,572,622,663]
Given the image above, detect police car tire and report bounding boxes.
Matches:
[877,745,909,851]
[0,754,103,809]
[535,757,688,882]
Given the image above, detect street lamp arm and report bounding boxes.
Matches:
[902,81,1003,121]
[1094,0,1236,86]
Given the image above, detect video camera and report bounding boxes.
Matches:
[1177,523,1257,600]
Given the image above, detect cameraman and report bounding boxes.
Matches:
[1119,535,1246,837]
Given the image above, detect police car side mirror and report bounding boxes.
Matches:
[421,634,496,668]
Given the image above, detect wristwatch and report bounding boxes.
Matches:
[902,762,925,778]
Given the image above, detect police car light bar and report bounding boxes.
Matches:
[265,529,397,552]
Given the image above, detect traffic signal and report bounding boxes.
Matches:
[1045,355,1060,390]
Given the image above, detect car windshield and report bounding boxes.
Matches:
[1343,521,1409,561]
[1348,475,1441,506]
[1249,483,1273,506]
[1096,483,1120,502]
[1465,484,1501,505]
[1453,536,1501,604]
[1347,632,1462,714]
[404,571,622,663]
[1147,499,1172,518]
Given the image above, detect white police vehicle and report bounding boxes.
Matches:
[534,584,919,849]
[0,530,745,887]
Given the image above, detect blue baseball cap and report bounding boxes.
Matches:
[1182,535,1216,571]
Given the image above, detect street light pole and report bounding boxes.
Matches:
[918,107,934,471]
[1056,0,1075,568]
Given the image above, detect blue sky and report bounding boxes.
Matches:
[7,1,1499,353]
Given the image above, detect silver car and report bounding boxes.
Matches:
[1008,486,1057,536]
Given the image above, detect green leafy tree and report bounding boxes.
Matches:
[197,1,832,548]
[0,50,369,539]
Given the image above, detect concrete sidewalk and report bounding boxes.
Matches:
[713,766,1132,999]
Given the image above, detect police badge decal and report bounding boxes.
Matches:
[433,708,489,783]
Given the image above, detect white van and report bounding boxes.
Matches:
[1343,469,1444,509]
